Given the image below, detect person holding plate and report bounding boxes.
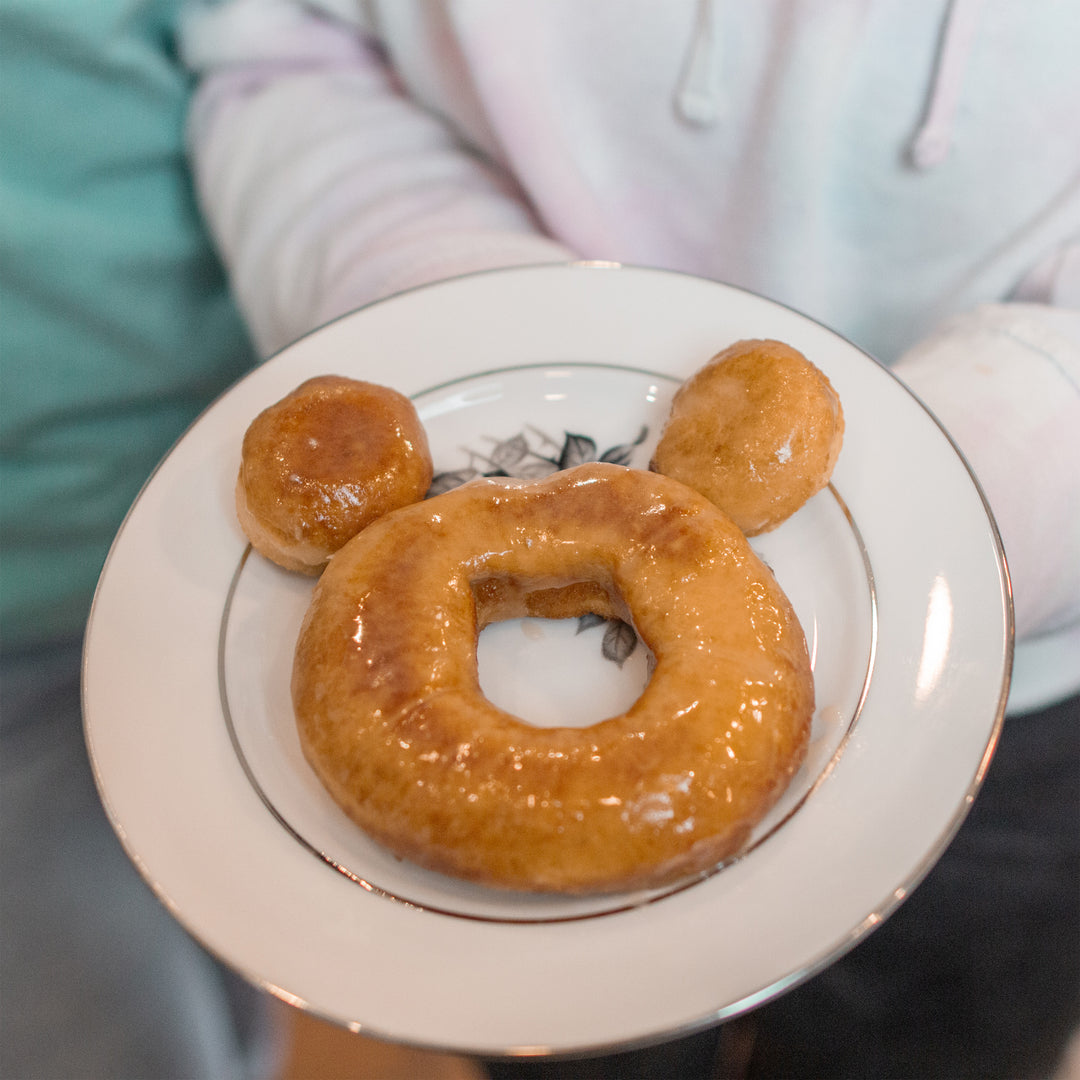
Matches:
[6,1,1075,1077]
[175,2,1079,1076]
[0,3,278,1078]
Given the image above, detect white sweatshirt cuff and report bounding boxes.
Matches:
[892,303,1080,642]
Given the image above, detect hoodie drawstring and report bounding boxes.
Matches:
[909,0,984,169]
[676,0,724,126]
[676,0,981,170]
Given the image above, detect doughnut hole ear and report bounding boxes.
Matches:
[235,375,433,573]
[652,339,844,535]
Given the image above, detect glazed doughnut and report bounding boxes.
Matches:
[236,375,432,573]
[292,462,813,895]
[652,339,843,535]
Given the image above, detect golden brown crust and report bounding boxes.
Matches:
[236,375,432,573]
[292,463,814,894]
[651,339,844,535]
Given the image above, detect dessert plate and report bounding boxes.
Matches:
[83,263,1010,1057]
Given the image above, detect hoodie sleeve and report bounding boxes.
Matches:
[891,300,1080,645]
[179,0,575,358]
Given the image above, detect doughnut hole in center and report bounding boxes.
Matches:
[472,576,655,729]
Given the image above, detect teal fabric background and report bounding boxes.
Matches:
[0,0,255,647]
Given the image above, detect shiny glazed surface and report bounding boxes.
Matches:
[292,463,814,894]
[652,339,844,535]
[236,375,432,573]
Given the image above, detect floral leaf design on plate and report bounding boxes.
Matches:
[427,468,482,497]
[428,422,650,666]
[429,424,651,492]
[558,433,597,470]
[488,432,531,472]
[574,611,638,664]
[601,620,639,667]
[599,425,649,466]
[575,612,608,634]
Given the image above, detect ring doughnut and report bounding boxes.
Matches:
[292,462,813,894]
[652,339,844,535]
[236,375,432,573]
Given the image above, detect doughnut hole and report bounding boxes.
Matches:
[472,578,654,729]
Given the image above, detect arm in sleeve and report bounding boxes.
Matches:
[891,300,1080,644]
[179,0,575,357]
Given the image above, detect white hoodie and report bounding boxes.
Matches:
[179,0,1080,710]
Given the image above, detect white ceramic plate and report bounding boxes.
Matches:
[83,264,1010,1058]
